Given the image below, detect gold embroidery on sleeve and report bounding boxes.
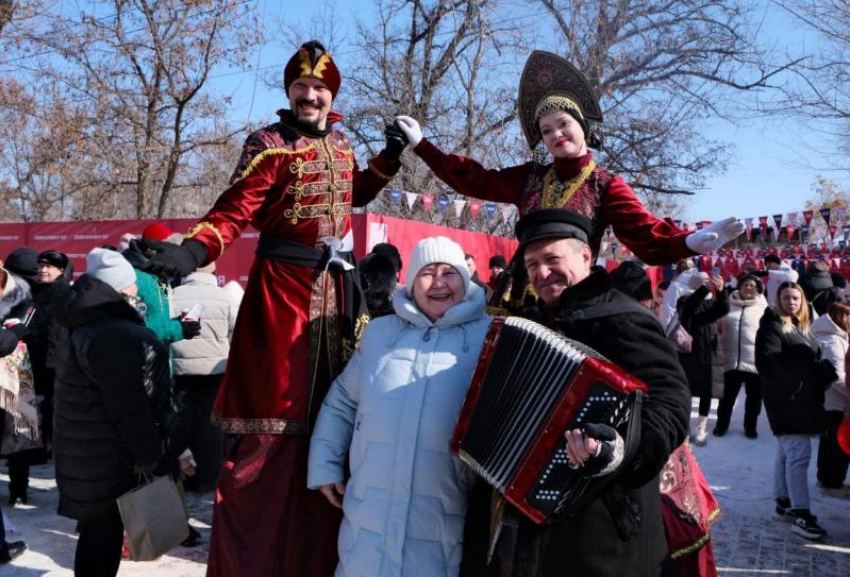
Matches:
[186,221,226,257]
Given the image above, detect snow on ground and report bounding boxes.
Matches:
[1,397,849,575]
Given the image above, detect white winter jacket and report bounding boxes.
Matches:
[307,283,491,577]
[660,268,698,329]
[812,314,850,414]
[170,272,239,375]
[719,291,768,374]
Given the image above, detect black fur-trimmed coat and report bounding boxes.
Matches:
[460,269,691,577]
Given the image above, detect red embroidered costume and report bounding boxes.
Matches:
[180,42,400,576]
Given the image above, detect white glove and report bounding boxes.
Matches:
[395,116,423,148]
[685,216,745,254]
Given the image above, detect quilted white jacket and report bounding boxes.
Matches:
[308,283,491,577]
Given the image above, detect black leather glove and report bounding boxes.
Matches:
[181,319,202,340]
[383,121,409,161]
[0,329,20,358]
[578,423,623,477]
[144,238,208,279]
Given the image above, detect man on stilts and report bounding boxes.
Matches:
[147,40,406,576]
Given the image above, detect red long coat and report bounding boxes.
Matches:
[187,110,398,434]
[414,138,693,265]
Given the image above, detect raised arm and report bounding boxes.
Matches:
[396,116,529,206]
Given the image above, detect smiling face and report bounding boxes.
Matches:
[37,263,64,283]
[412,263,465,322]
[287,77,332,129]
[739,279,758,300]
[523,237,592,307]
[539,110,587,159]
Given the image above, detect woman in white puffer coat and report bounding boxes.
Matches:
[715,274,768,438]
[812,302,850,493]
[308,237,492,577]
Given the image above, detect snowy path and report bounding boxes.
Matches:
[1,398,848,575]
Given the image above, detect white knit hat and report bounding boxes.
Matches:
[405,236,470,296]
[86,248,136,292]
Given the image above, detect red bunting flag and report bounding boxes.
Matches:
[421,193,434,211]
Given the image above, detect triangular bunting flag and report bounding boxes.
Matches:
[453,199,466,218]
[421,193,434,211]
[404,192,418,210]
[469,200,482,218]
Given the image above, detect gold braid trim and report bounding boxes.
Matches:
[342,313,371,361]
[236,144,317,182]
[542,161,596,209]
[669,533,712,560]
[186,221,225,257]
[367,159,393,181]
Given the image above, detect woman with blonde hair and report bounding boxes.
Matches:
[756,281,837,540]
[812,301,850,495]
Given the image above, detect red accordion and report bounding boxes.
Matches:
[450,316,648,524]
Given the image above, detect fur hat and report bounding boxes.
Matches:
[38,249,69,270]
[405,237,470,296]
[86,248,136,292]
[4,247,39,283]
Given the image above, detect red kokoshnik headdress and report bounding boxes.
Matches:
[518,51,604,151]
[284,40,341,99]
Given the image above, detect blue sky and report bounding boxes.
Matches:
[210,0,844,223]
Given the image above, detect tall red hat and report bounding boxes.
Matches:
[284,40,341,99]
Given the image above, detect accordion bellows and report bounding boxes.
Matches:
[450,316,648,524]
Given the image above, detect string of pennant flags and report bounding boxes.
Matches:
[386,188,517,223]
[672,206,850,245]
[383,187,850,261]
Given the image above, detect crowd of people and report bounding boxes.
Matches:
[0,38,846,577]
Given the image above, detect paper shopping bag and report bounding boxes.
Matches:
[117,475,189,561]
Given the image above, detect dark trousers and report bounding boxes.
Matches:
[75,503,124,577]
[7,455,29,500]
[817,410,850,489]
[715,370,762,433]
[175,373,224,492]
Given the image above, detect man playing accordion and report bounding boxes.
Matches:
[460,208,691,577]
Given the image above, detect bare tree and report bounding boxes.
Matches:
[772,0,850,170]
[343,0,527,235]
[4,0,260,219]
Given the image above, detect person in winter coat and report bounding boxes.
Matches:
[308,237,491,577]
[678,272,730,446]
[755,281,837,540]
[800,260,841,317]
[0,266,29,563]
[715,274,769,439]
[1,249,43,507]
[170,262,239,493]
[659,259,698,329]
[460,208,691,577]
[53,249,184,577]
[812,302,850,494]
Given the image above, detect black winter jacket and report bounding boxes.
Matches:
[755,307,837,436]
[53,275,176,521]
[678,286,729,397]
[461,269,691,577]
[800,270,842,316]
